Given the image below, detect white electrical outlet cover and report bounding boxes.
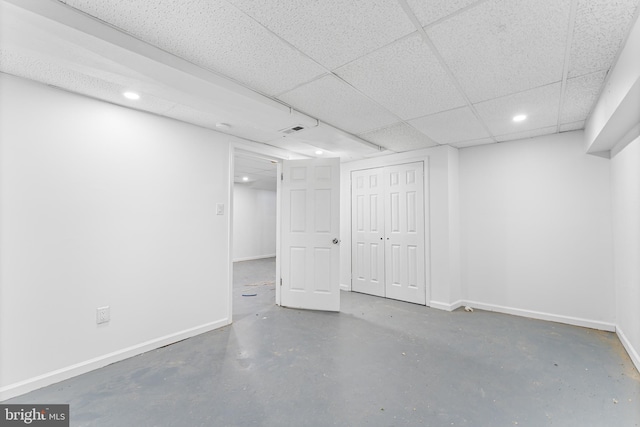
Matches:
[96,306,110,324]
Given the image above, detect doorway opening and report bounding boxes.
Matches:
[230,152,342,317]
[231,150,279,321]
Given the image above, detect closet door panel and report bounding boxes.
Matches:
[351,168,385,297]
[384,162,426,305]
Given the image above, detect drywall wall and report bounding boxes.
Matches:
[233,185,276,261]
[459,131,615,329]
[0,74,233,399]
[611,135,640,371]
[447,148,462,305]
[340,145,461,309]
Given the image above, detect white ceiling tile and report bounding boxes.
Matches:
[62,0,326,96]
[162,104,223,129]
[561,71,607,124]
[8,0,631,164]
[406,0,481,26]
[408,106,490,144]
[236,180,277,191]
[253,169,278,178]
[234,169,263,178]
[495,126,557,143]
[559,120,585,132]
[265,136,323,154]
[363,149,396,158]
[568,0,639,77]
[0,49,176,115]
[474,83,562,136]
[227,0,415,69]
[234,173,260,184]
[335,34,466,120]
[235,156,275,172]
[234,154,277,190]
[0,10,176,115]
[358,122,438,152]
[277,75,398,134]
[264,137,352,160]
[449,138,496,149]
[163,104,290,143]
[272,125,381,160]
[427,0,571,102]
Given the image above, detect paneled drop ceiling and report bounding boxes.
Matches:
[234,152,278,191]
[1,0,639,161]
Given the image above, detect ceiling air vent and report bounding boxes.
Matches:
[280,125,305,135]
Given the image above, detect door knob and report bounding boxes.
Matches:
[332,238,340,244]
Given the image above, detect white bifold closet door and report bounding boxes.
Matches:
[351,162,426,305]
[352,167,385,297]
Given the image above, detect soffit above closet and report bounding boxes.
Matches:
[1,0,638,160]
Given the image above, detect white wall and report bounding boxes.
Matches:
[0,74,233,399]
[459,131,615,329]
[611,135,640,370]
[447,148,462,305]
[340,145,461,309]
[233,185,276,261]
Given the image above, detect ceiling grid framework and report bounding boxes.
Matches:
[396,0,498,145]
[1,0,638,159]
[406,0,489,27]
[217,2,442,153]
[334,33,467,121]
[556,0,580,133]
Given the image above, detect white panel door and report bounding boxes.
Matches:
[280,158,340,311]
[385,162,425,305]
[351,168,385,297]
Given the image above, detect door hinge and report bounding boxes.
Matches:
[280,278,283,286]
[281,172,283,181]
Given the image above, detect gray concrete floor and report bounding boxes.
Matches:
[5,257,640,426]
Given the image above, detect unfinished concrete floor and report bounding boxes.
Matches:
[6,257,640,426]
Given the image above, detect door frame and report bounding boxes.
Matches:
[228,143,305,321]
[348,159,431,306]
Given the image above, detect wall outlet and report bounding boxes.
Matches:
[96,306,110,324]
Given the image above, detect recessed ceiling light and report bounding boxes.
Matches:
[242,176,249,181]
[315,150,323,155]
[123,91,140,100]
[513,114,527,122]
[216,123,231,130]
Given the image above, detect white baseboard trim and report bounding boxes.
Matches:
[233,254,276,262]
[463,300,616,332]
[340,283,351,291]
[616,326,640,374]
[0,318,230,401]
[429,300,464,312]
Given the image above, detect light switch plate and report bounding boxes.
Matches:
[216,203,225,215]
